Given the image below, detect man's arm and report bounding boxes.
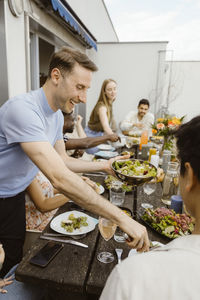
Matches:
[64,134,119,150]
[20,140,149,251]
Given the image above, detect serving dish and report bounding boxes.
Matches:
[139,207,194,239]
[111,159,157,186]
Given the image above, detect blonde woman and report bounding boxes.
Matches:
[85,79,120,154]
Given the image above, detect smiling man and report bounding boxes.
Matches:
[120,99,154,136]
[0,47,149,277]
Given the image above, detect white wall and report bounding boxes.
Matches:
[3,0,93,100]
[86,42,167,127]
[166,61,200,122]
[4,0,27,97]
[66,0,118,42]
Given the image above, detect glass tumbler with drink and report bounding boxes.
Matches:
[139,130,148,150]
[109,182,125,206]
[97,216,117,263]
[141,179,156,209]
[161,162,179,206]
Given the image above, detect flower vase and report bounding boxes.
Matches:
[162,136,173,152]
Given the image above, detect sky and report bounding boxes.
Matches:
[104,0,200,60]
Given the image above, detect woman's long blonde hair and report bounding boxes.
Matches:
[96,79,117,120]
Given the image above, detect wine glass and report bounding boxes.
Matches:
[97,217,117,263]
[141,180,156,209]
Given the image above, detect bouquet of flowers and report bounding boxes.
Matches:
[152,115,184,150]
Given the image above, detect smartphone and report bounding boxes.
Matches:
[29,241,64,267]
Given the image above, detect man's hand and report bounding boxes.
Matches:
[122,219,150,252]
[107,133,121,142]
[104,154,130,175]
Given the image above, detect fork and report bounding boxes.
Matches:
[115,248,123,264]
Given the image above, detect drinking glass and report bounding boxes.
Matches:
[97,217,117,263]
[109,186,125,206]
[141,180,156,209]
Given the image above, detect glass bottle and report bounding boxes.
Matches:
[161,162,179,206]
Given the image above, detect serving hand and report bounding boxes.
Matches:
[121,218,150,252]
[104,154,130,176]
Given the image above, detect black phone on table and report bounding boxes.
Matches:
[29,241,64,267]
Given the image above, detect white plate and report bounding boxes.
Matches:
[128,241,164,257]
[96,184,105,195]
[94,151,118,159]
[97,144,115,151]
[50,211,97,235]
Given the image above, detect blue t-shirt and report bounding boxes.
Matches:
[0,88,63,197]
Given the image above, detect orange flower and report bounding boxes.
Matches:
[168,121,175,126]
[152,128,157,134]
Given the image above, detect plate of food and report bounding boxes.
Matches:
[95,182,105,194]
[94,151,118,159]
[104,175,133,192]
[97,144,115,151]
[139,207,194,239]
[50,211,97,235]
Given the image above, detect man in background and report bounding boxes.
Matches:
[120,99,154,136]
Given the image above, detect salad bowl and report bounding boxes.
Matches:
[111,159,157,186]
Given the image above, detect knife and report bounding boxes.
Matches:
[40,235,88,248]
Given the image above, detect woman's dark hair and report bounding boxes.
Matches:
[138,99,150,107]
[48,46,98,78]
[175,115,200,181]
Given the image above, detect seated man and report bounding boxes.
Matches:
[63,112,120,158]
[100,115,200,300]
[120,99,154,136]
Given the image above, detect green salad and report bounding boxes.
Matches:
[61,213,88,233]
[114,160,157,178]
[142,207,194,239]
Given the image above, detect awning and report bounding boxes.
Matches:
[50,0,97,51]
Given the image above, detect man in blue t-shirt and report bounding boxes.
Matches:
[0,47,149,276]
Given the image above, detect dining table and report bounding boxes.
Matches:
[15,171,170,300]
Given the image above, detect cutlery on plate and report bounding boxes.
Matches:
[40,235,88,248]
[115,248,123,264]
